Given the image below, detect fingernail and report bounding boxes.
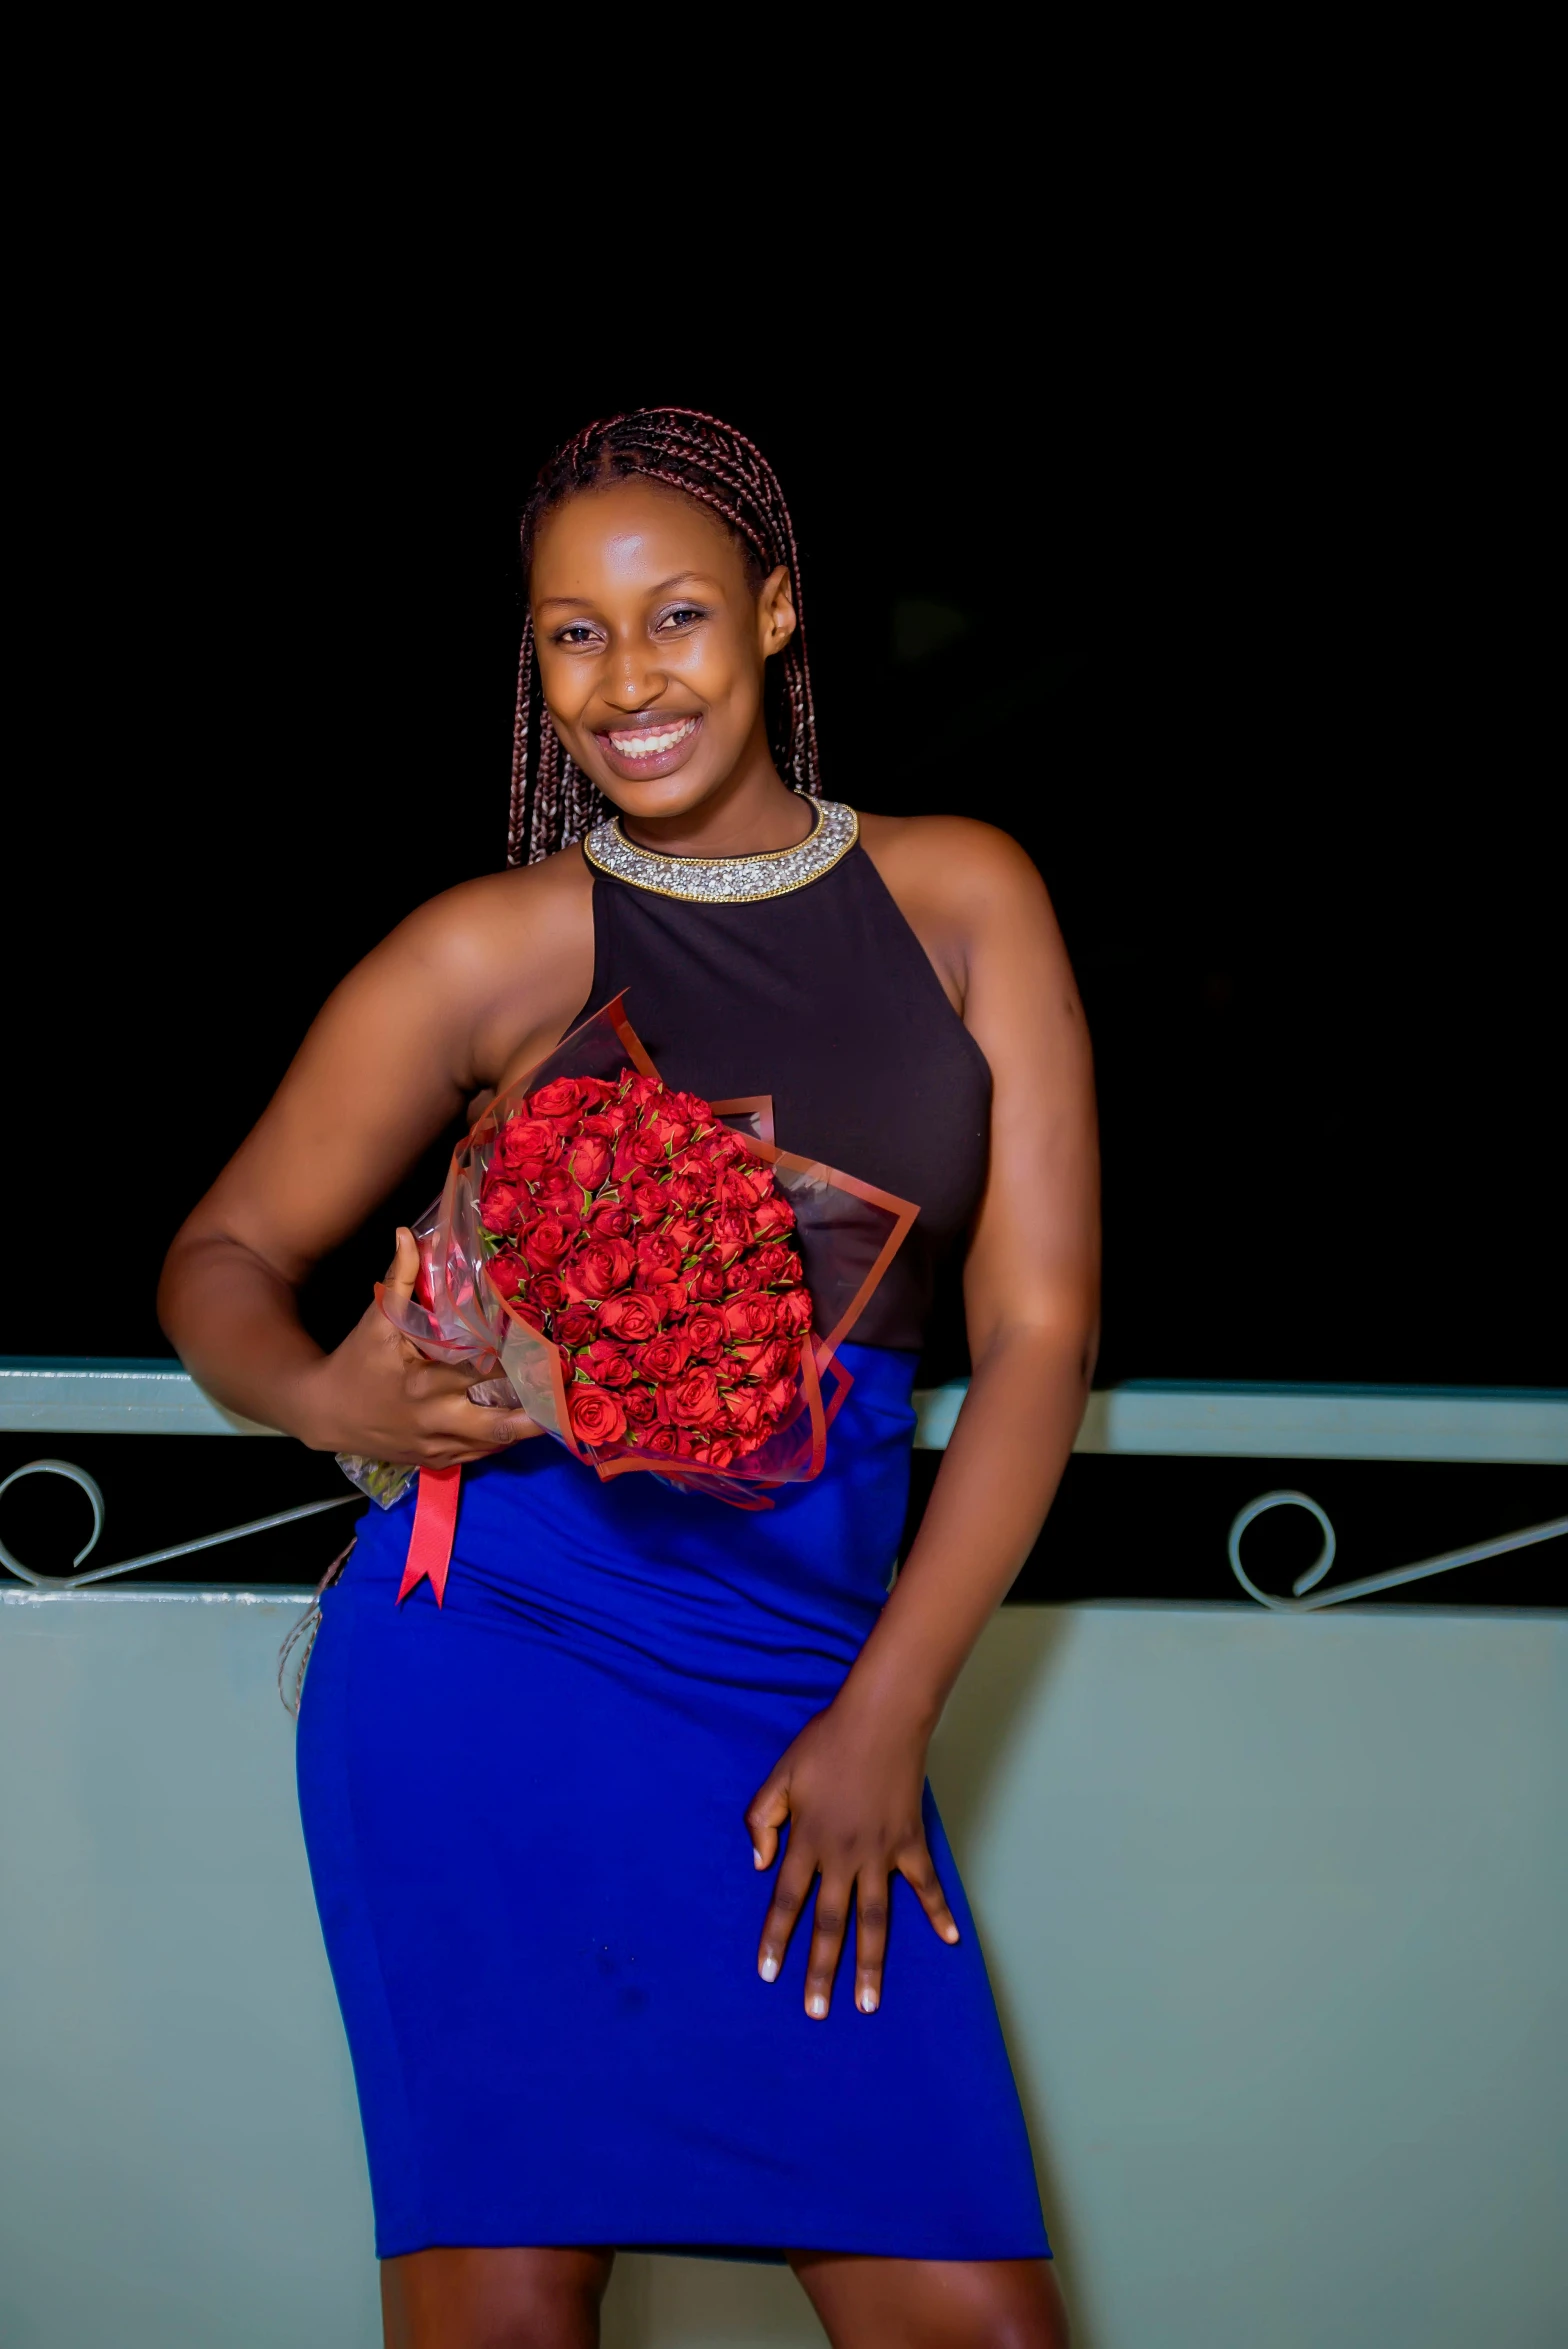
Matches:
[858,1987,879,2014]
[943,1924,961,1944]
[760,1957,779,1982]
[752,1846,766,1869]
[807,1994,828,2019]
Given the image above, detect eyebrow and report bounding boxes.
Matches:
[535,571,724,610]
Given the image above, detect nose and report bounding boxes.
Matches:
[604,641,664,713]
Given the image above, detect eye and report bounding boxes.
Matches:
[553,621,604,648]
[655,604,707,633]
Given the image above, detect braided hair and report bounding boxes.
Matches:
[507,408,822,866]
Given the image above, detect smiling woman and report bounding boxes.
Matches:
[157,408,1094,2349]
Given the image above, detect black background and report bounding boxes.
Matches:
[5,269,1561,1597]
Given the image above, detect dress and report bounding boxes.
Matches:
[295,804,1050,2261]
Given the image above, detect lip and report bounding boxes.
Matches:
[592,712,705,783]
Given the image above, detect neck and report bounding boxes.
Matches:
[615,741,813,861]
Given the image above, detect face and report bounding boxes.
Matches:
[530,479,797,821]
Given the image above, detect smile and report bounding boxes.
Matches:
[603,718,700,760]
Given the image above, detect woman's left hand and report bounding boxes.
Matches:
[745,1688,960,2019]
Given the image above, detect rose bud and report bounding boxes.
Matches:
[567,1383,627,1449]
[635,1232,684,1285]
[597,1290,664,1344]
[638,1333,693,1385]
[567,1132,612,1191]
[557,1302,598,1349]
[524,1213,577,1270]
[529,1078,584,1124]
[711,1211,752,1267]
[723,1294,779,1342]
[661,1366,723,1428]
[500,1115,561,1170]
[562,1235,636,1300]
[534,1168,580,1208]
[750,1195,797,1241]
[684,1310,726,1361]
[484,1252,527,1301]
[480,1181,524,1234]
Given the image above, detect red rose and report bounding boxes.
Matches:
[665,1170,709,1211]
[480,1180,525,1234]
[531,1272,568,1316]
[658,1365,724,1428]
[575,1078,616,1109]
[657,1215,699,1259]
[582,1339,635,1388]
[761,1375,797,1418]
[562,1235,635,1300]
[750,1194,797,1241]
[661,1281,690,1317]
[690,1263,726,1302]
[530,1078,585,1124]
[723,1259,760,1296]
[598,1290,664,1344]
[622,1386,658,1427]
[731,1338,794,1384]
[702,1434,738,1469]
[709,1210,751,1265]
[625,1179,669,1227]
[642,1424,679,1456]
[567,1132,612,1191]
[684,1309,726,1361]
[557,1302,598,1348]
[524,1213,577,1271]
[723,1293,778,1342]
[751,1243,794,1287]
[726,1386,770,1437]
[568,1383,627,1448]
[500,1116,561,1172]
[638,1333,692,1384]
[635,1232,684,1285]
[485,1252,527,1300]
[777,1288,814,1333]
[717,1166,767,1209]
[534,1168,580,1209]
[591,1203,634,1236]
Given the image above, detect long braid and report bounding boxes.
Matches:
[506,408,823,866]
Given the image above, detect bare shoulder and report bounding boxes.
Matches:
[855,812,1059,1009]
[377,844,592,989]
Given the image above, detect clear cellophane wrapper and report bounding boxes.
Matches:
[337,995,917,1514]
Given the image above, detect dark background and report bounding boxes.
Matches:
[5,279,1561,1596]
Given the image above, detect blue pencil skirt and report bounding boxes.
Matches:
[295,1343,1048,2261]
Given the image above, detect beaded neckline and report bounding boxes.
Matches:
[582,798,859,904]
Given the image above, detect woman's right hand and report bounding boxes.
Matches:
[295,1228,543,1467]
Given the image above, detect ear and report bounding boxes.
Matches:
[756,563,798,658]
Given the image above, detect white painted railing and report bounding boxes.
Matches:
[2,1361,1564,1609]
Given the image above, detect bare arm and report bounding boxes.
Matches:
[747,822,1100,2016]
[158,858,594,1462]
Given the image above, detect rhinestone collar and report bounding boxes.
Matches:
[582,797,859,904]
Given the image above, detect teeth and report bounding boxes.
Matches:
[609,719,697,759]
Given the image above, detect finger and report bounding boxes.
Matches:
[428,1398,541,1454]
[756,1846,815,1984]
[744,1774,791,1872]
[854,1865,891,2015]
[900,1841,961,1946]
[803,1872,853,2020]
[382,1226,421,1303]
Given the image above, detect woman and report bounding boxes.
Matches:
[160,409,1098,2348]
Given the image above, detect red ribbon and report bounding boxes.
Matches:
[395,1466,462,1607]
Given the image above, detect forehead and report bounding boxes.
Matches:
[531,478,749,600]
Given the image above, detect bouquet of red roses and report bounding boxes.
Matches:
[339,995,916,1604]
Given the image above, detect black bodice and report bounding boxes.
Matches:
[579,838,992,1354]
